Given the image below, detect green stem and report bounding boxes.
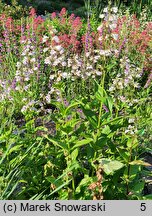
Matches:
[93,65,106,159]
[126,136,134,196]
[97,65,106,129]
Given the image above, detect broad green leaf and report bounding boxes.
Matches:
[100,159,125,175]
[45,162,80,197]
[95,137,108,148]
[94,80,108,101]
[102,125,111,135]
[46,176,56,183]
[106,62,117,71]
[101,112,110,119]
[131,182,145,194]
[117,149,129,163]
[124,165,140,181]
[71,138,93,150]
[60,125,73,134]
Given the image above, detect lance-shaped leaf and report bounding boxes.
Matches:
[44,135,68,150]
[71,138,93,151]
[81,107,98,128]
[129,160,151,166]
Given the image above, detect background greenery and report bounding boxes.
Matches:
[1,0,152,18]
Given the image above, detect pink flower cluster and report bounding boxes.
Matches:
[50,8,82,53]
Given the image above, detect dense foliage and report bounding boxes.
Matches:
[1,0,152,18]
[0,2,152,200]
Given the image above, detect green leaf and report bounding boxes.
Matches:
[18,180,27,184]
[47,162,80,197]
[101,112,110,120]
[99,159,125,175]
[35,126,48,132]
[60,125,73,134]
[101,115,128,127]
[117,149,129,163]
[94,80,108,101]
[0,128,12,143]
[142,194,152,200]
[46,176,56,183]
[127,137,138,149]
[138,129,145,136]
[107,97,113,114]
[7,144,23,155]
[71,148,79,161]
[95,137,108,148]
[44,135,68,150]
[94,80,103,98]
[131,182,145,194]
[46,176,63,188]
[124,165,140,181]
[49,179,72,196]
[81,108,98,128]
[106,61,117,71]
[76,175,93,193]
[65,102,80,114]
[71,138,93,150]
[53,161,80,184]
[61,119,81,134]
[102,125,111,135]
[129,160,151,166]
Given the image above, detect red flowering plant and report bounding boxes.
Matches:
[0,7,46,77]
[116,15,152,86]
[0,14,16,64]
[89,7,152,97]
[96,11,152,82]
[0,8,45,51]
[29,8,44,31]
[49,8,83,53]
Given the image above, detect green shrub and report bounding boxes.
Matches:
[36,0,53,15]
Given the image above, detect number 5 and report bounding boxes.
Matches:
[140,203,146,211]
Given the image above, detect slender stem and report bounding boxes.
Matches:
[126,137,134,195]
[97,63,106,128]
[93,64,106,159]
